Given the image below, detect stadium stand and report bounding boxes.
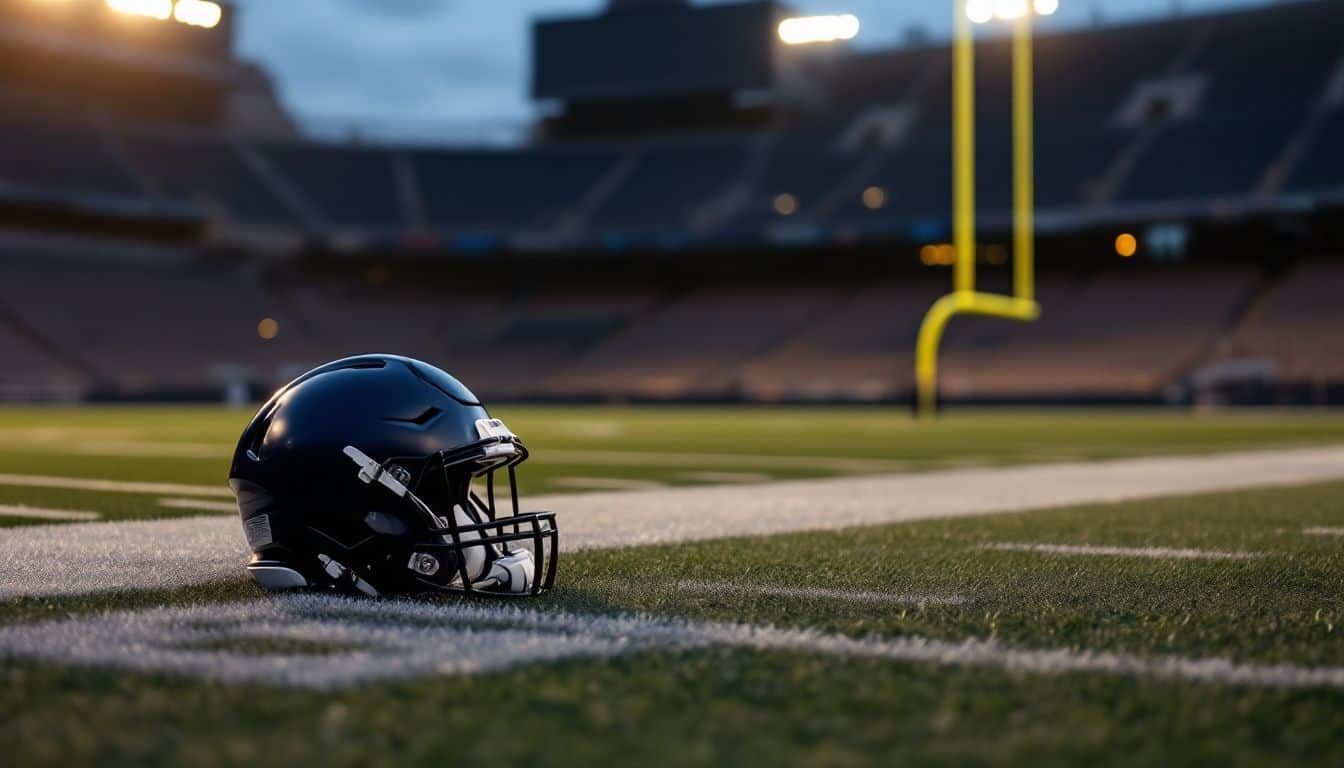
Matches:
[0,0,1341,404]
[1217,264,1344,383]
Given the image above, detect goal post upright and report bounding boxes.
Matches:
[915,4,1041,417]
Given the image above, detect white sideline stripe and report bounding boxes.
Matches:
[550,477,666,491]
[1303,527,1344,537]
[3,442,233,460]
[980,543,1265,561]
[678,471,772,484]
[678,580,967,606]
[0,473,234,498]
[4,446,1344,600]
[1,595,1341,690]
[0,517,244,599]
[544,448,909,472]
[0,504,100,522]
[158,498,238,513]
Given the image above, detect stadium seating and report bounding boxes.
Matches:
[120,133,298,227]
[0,113,140,199]
[938,269,1258,397]
[259,144,406,231]
[1218,263,1344,382]
[411,149,619,233]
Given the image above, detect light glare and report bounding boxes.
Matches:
[778,14,860,45]
[994,0,1029,20]
[174,0,221,28]
[1115,233,1138,258]
[257,318,280,341]
[1034,0,1059,14]
[965,0,994,23]
[106,0,172,20]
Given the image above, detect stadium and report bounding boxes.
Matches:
[0,0,1342,764]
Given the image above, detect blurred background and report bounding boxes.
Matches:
[0,0,1340,407]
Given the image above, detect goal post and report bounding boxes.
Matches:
[915,8,1042,416]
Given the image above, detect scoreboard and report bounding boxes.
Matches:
[532,1,782,103]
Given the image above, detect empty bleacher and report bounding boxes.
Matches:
[1218,263,1344,382]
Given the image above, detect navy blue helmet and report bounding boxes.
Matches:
[228,355,557,597]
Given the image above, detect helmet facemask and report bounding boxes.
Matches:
[343,419,557,597]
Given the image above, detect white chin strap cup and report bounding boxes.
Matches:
[475,549,535,594]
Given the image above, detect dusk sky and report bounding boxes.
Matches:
[228,0,1274,139]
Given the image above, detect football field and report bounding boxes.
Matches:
[2,406,1344,765]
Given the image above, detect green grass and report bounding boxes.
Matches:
[2,406,1343,765]
[3,480,1344,766]
[1,406,1344,523]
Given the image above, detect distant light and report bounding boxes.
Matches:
[173,0,221,28]
[861,186,887,210]
[773,193,799,216]
[1034,0,1060,15]
[1115,233,1138,258]
[106,0,172,20]
[921,243,956,266]
[778,14,860,45]
[965,0,995,23]
[257,317,279,340]
[994,0,1030,20]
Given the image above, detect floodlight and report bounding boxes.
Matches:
[777,15,860,45]
[174,0,222,28]
[106,0,172,21]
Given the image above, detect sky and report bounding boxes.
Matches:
[229,0,1275,141]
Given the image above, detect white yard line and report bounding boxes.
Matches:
[0,442,234,460]
[550,477,666,491]
[543,448,909,472]
[677,580,967,606]
[0,473,233,498]
[1303,527,1344,537]
[677,471,773,484]
[0,595,1341,690]
[980,543,1265,561]
[0,504,100,522]
[3,446,1344,599]
[158,498,239,513]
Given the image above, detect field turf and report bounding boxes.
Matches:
[1,406,1343,766]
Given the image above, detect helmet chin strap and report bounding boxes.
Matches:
[344,445,535,594]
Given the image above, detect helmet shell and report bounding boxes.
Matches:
[228,354,495,590]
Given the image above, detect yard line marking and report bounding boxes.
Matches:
[677,471,772,484]
[1303,527,1344,537]
[1,595,1342,690]
[0,517,245,600]
[543,449,909,472]
[0,473,233,498]
[158,498,238,513]
[677,580,967,606]
[0,441,233,460]
[5,446,1344,600]
[550,477,666,491]
[980,543,1264,560]
[0,504,100,522]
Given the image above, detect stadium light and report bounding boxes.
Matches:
[174,0,221,29]
[966,0,1057,23]
[257,318,279,341]
[777,15,860,45]
[1115,233,1138,258]
[106,0,172,21]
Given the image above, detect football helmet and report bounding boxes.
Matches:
[228,354,557,597]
